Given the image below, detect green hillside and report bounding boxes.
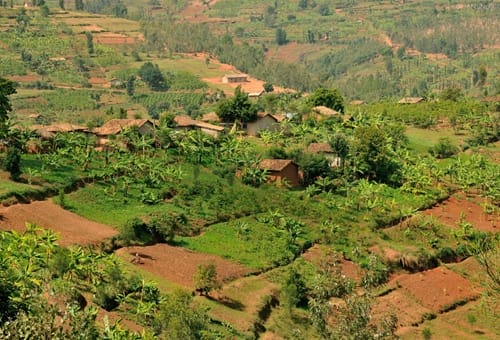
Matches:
[0,1,499,339]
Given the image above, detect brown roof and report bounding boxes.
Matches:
[93,119,153,135]
[224,74,247,79]
[259,159,295,172]
[31,123,88,133]
[201,112,221,122]
[307,142,333,154]
[312,106,339,116]
[255,112,280,122]
[350,100,365,105]
[480,95,500,103]
[174,115,224,131]
[398,97,424,104]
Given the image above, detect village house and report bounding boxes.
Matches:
[201,112,221,123]
[92,119,155,149]
[398,97,424,104]
[245,112,280,137]
[109,78,124,89]
[350,100,365,106]
[222,74,248,83]
[173,115,225,138]
[307,142,341,168]
[31,123,89,138]
[304,106,341,122]
[259,159,301,187]
[247,90,264,98]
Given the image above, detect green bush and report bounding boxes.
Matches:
[429,137,459,159]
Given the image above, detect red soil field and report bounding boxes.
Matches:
[373,290,432,328]
[389,266,480,314]
[302,244,364,281]
[423,195,498,232]
[0,200,118,246]
[115,244,252,289]
[94,33,136,44]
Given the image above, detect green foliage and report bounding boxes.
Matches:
[138,62,169,91]
[440,87,463,102]
[429,137,458,159]
[361,254,389,289]
[3,147,22,181]
[297,152,330,186]
[152,290,211,339]
[307,87,345,113]
[0,76,16,123]
[281,266,307,309]
[84,0,128,17]
[194,262,220,296]
[216,85,257,123]
[350,125,402,185]
[276,27,287,45]
[85,31,94,55]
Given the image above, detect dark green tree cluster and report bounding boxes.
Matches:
[276,27,287,45]
[216,86,257,123]
[138,62,169,91]
[307,87,345,113]
[83,0,128,17]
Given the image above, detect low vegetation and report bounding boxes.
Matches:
[0,1,498,338]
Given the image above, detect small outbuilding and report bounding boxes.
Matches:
[259,159,300,187]
[245,112,280,137]
[307,142,341,168]
[92,119,155,149]
[222,74,248,83]
[398,97,424,104]
[173,115,224,137]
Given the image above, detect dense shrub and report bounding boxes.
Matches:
[429,137,459,158]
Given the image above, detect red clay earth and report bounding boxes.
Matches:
[372,289,432,328]
[423,195,498,232]
[388,266,480,314]
[6,74,40,82]
[302,244,364,281]
[94,33,136,44]
[0,200,118,246]
[115,244,252,289]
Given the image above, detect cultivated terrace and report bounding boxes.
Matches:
[0,1,498,339]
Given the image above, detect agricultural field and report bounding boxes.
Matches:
[0,1,499,339]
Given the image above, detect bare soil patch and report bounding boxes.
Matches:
[6,74,39,82]
[208,274,278,332]
[115,244,251,289]
[94,33,136,45]
[79,24,105,33]
[373,290,432,328]
[423,195,498,232]
[266,42,324,64]
[389,267,480,314]
[88,77,108,86]
[302,244,364,281]
[0,200,118,246]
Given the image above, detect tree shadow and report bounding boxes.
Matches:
[207,295,245,311]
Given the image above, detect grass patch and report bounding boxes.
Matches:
[406,127,463,154]
[64,184,169,228]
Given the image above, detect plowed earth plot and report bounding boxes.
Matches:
[388,267,480,314]
[0,200,118,246]
[115,244,252,289]
[423,196,498,232]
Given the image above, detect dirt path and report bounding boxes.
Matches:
[0,200,118,246]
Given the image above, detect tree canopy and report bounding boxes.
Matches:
[0,77,16,124]
[307,87,345,113]
[138,62,169,91]
[216,86,257,123]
